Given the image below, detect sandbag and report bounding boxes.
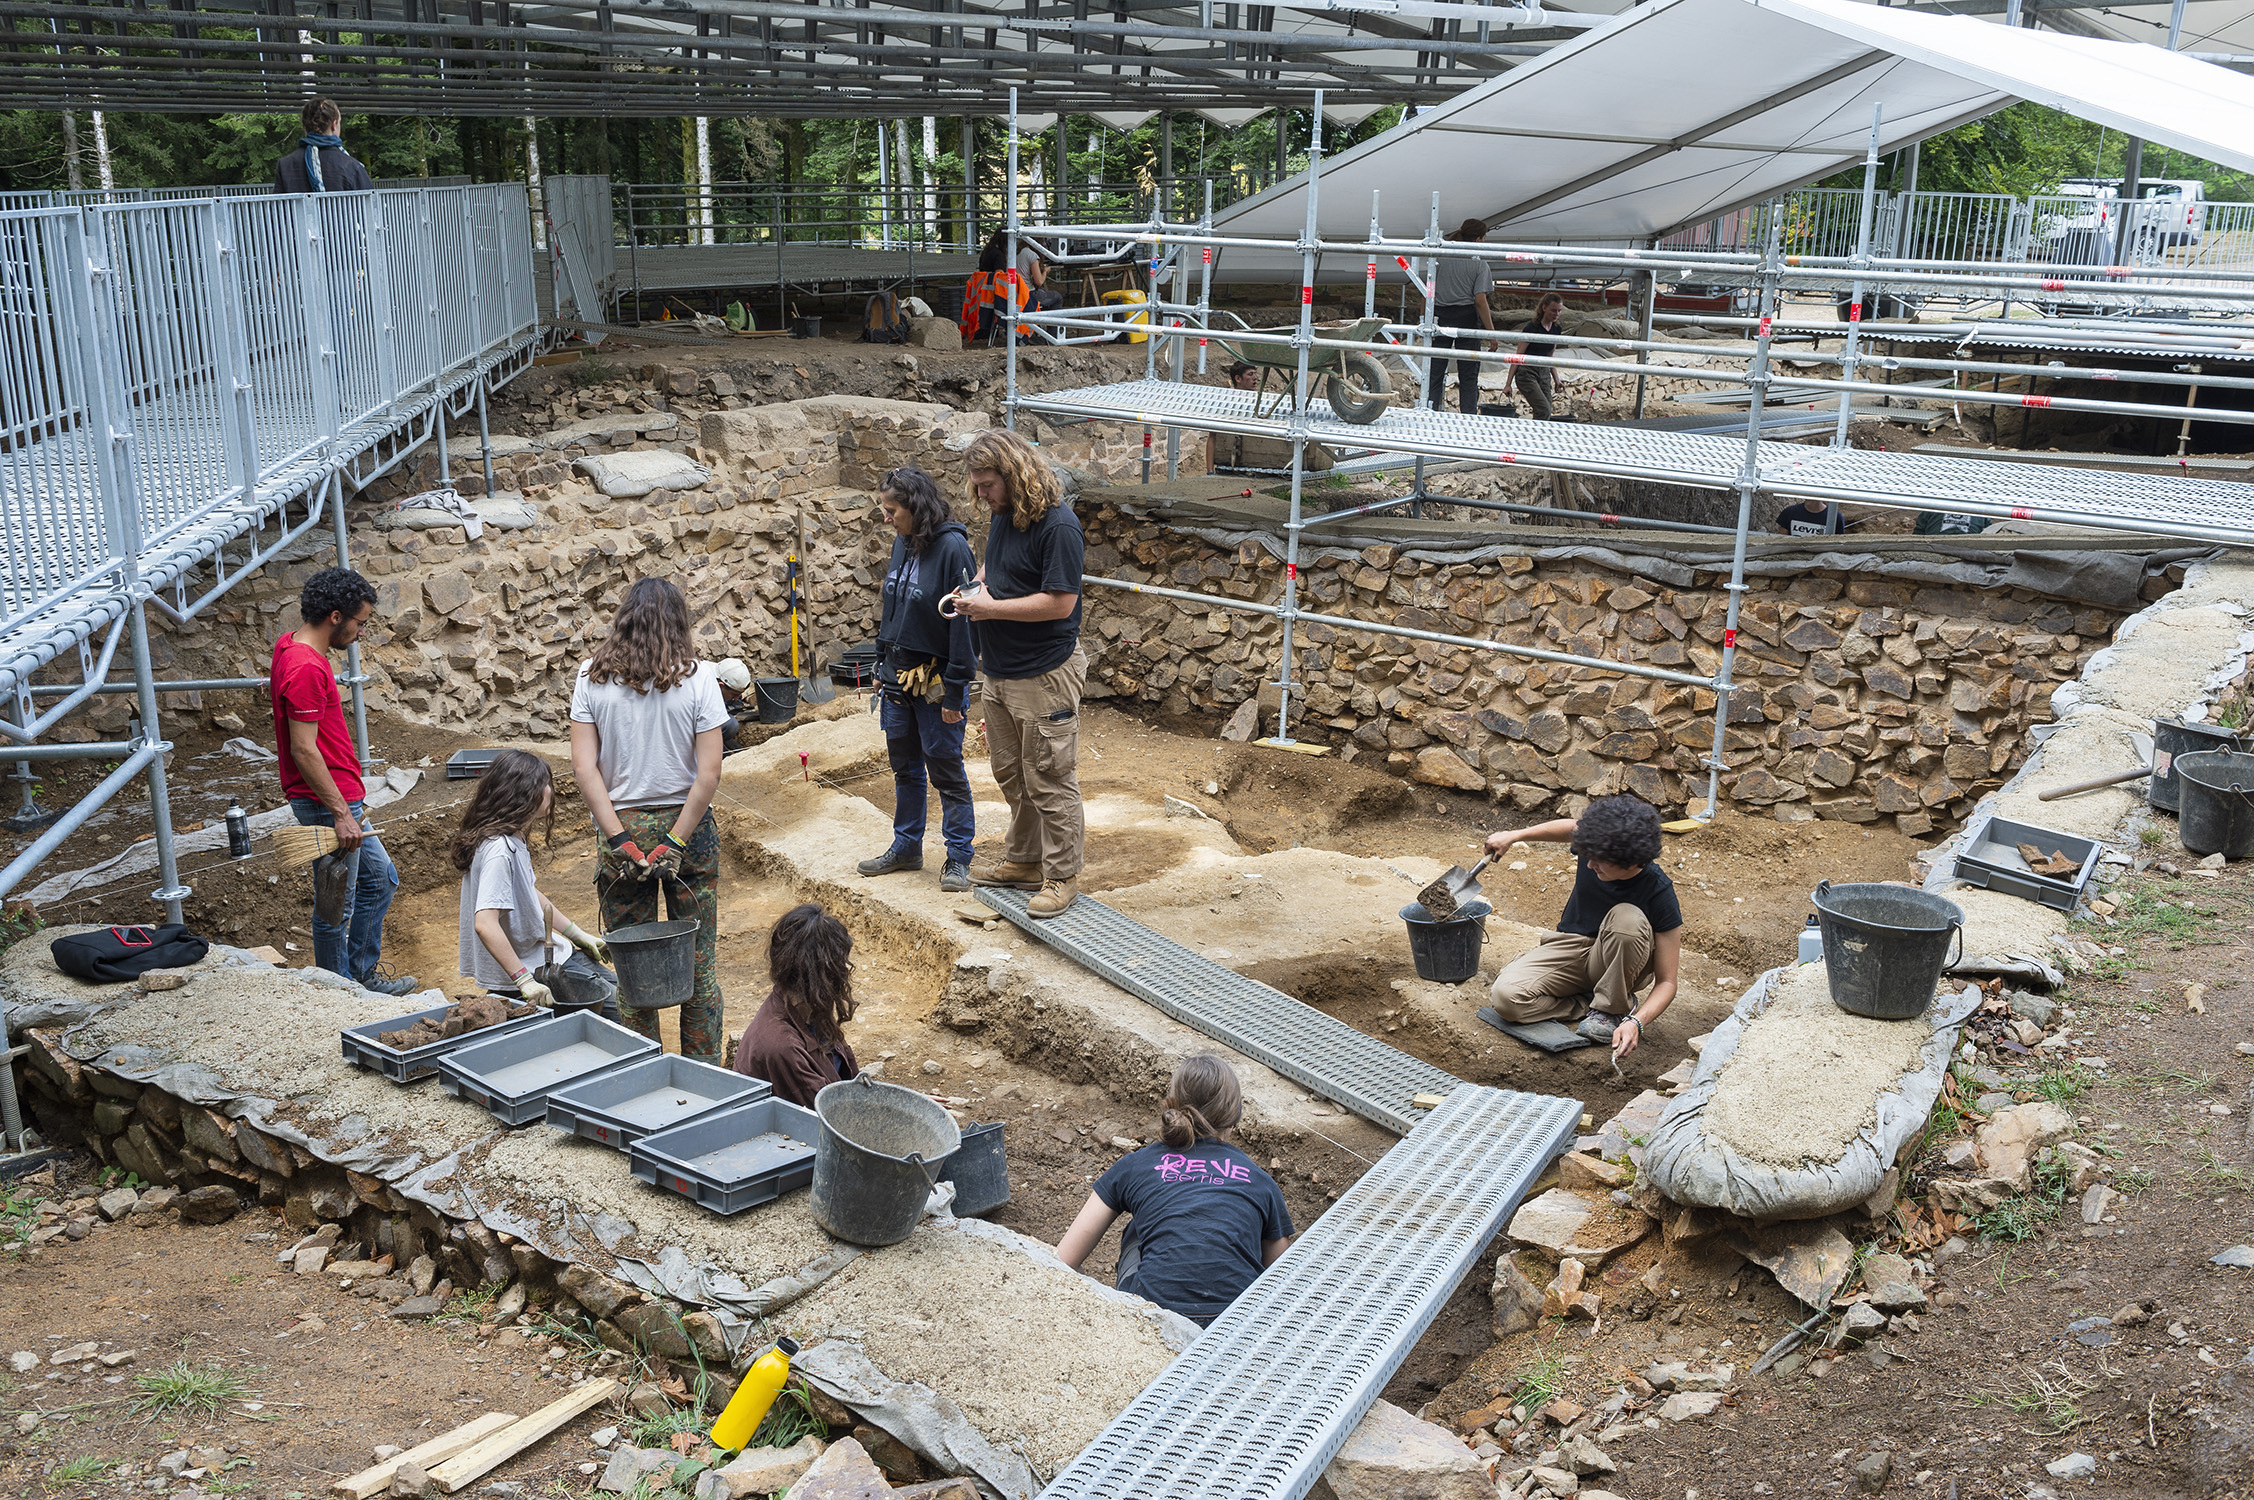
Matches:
[1642,966,1980,1222]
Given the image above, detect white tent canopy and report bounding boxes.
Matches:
[1209,0,2254,255]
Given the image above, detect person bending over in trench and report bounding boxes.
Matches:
[1055,1055,1294,1327]
[730,903,859,1109]
[1480,793,1682,1059]
[452,748,618,1022]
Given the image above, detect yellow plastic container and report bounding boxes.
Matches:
[708,1336,799,1451]
[1101,289,1150,343]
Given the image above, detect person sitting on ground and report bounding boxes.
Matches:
[1913,508,1993,537]
[730,903,860,1109]
[1480,794,1681,1058]
[453,748,618,1021]
[1055,1054,1295,1327]
[1775,499,1845,537]
[1016,235,1063,312]
[274,97,373,195]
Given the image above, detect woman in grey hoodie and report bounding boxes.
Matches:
[858,467,981,891]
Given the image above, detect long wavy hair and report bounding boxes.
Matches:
[881,467,954,556]
[1158,1053,1245,1150]
[450,749,555,872]
[586,577,697,693]
[963,428,1063,533]
[769,904,856,1044]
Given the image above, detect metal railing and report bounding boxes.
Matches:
[615,178,1204,255]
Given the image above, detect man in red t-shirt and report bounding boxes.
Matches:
[272,567,415,995]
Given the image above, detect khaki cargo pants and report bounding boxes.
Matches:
[1487,903,1654,1024]
[982,649,1087,882]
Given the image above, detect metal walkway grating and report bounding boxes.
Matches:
[1019,378,2254,546]
[1038,1083,1580,1500]
[976,888,1463,1135]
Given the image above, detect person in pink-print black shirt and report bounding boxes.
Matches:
[1056,1055,1294,1327]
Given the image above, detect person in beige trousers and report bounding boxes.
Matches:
[953,429,1087,919]
[1479,795,1682,1060]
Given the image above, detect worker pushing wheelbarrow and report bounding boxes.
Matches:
[1210,312,1395,425]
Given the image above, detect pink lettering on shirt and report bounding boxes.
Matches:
[1153,1154,1252,1184]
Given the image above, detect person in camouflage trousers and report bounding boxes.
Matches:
[597,805,723,1060]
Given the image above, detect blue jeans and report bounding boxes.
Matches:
[883,693,976,865]
[291,799,399,984]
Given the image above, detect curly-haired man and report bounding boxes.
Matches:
[1479,794,1681,1058]
[951,428,1086,919]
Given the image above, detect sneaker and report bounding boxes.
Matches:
[1027,879,1079,919]
[1575,1010,1620,1043]
[857,847,923,877]
[364,973,420,998]
[970,860,1043,891]
[940,859,972,893]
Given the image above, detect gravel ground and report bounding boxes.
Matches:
[1946,884,2070,962]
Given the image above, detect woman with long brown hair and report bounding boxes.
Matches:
[730,903,860,1108]
[568,577,730,1060]
[1055,1054,1294,1326]
[452,748,617,1018]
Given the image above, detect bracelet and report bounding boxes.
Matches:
[1619,1016,1642,1032]
[509,966,530,982]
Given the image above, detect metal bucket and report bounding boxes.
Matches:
[1810,880,1963,1021]
[811,1074,961,1247]
[2173,750,2254,859]
[2150,718,2246,812]
[1399,899,1491,984]
[938,1121,1011,1217]
[606,891,698,1011]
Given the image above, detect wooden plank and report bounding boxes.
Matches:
[427,1379,621,1493]
[332,1412,518,1499]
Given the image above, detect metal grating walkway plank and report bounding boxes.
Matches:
[976,888,1463,1135]
[1038,1084,1580,1500]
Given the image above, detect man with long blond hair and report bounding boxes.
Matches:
[952,428,1087,918]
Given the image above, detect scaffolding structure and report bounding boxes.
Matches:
[0,182,539,1153]
[995,86,2254,851]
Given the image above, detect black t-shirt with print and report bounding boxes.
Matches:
[1093,1137,1294,1326]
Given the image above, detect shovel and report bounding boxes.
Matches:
[1416,851,1495,921]
[789,516,837,706]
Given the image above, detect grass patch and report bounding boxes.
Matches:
[1976,1156,2075,1244]
[1510,1349,1570,1415]
[46,1456,116,1487]
[625,1401,709,1451]
[745,1379,824,1451]
[1,1183,38,1251]
[2033,1064,2097,1107]
[443,1284,501,1320]
[2114,1165,2157,1192]
[2105,889,2211,944]
[131,1360,248,1418]
[2190,1146,2251,1196]
[2137,825,2165,848]
[2007,1365,2094,1436]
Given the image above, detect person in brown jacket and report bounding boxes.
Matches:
[731,904,860,1109]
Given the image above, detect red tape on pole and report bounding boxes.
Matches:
[1723,628,1738,648]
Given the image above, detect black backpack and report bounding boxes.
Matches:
[860,291,908,344]
[52,924,210,984]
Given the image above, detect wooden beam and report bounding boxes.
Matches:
[331,1412,519,1500]
[426,1379,622,1494]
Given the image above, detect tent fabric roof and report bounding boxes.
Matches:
[1210,0,2254,253]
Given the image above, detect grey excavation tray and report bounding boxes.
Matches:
[436,1011,660,1126]
[544,1054,771,1148]
[1951,813,2102,913]
[340,1002,549,1084]
[629,1097,822,1215]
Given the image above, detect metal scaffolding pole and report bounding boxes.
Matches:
[1833,104,1884,465]
[1005,91,1021,432]
[329,476,373,769]
[1271,91,1325,747]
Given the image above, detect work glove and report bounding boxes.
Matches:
[644,834,688,884]
[514,972,554,1008]
[561,919,611,967]
[599,829,651,880]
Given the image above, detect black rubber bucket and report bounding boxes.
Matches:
[1399,898,1491,984]
[2173,750,2254,859]
[753,677,799,724]
[606,885,698,1012]
[1810,880,1963,1021]
[938,1121,1011,1217]
[2151,719,2247,812]
[535,958,613,1014]
[811,1074,961,1247]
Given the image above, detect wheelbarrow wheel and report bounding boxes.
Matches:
[1325,353,1392,425]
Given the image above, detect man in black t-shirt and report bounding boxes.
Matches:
[1775,500,1845,537]
[1479,794,1683,1057]
[953,428,1087,919]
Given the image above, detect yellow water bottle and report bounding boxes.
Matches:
[708,1337,799,1451]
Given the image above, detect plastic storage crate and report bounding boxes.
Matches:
[544,1055,771,1148]
[1950,814,2102,912]
[340,1002,547,1084]
[436,1012,659,1125]
[629,1098,821,1214]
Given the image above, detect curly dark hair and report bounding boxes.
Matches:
[450,748,555,872]
[879,467,954,556]
[298,566,376,627]
[769,903,856,1044]
[587,577,696,693]
[1570,794,1662,869]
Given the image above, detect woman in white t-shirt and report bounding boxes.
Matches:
[568,578,731,1061]
[452,749,617,1019]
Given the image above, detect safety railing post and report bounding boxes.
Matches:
[1272,90,1324,747]
[1004,89,1020,433]
[293,194,343,455]
[205,201,260,505]
[1833,103,1883,458]
[364,190,400,420]
[329,473,372,768]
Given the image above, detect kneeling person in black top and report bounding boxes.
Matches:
[1056,1055,1294,1327]
[1482,794,1682,1058]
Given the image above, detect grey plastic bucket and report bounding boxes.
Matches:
[753,677,799,724]
[606,911,697,1011]
[1400,899,1491,984]
[2150,718,2245,812]
[811,1074,962,1246]
[1810,880,1963,1021]
[938,1121,1011,1217]
[2174,750,2254,859]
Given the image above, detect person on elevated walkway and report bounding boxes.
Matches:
[1481,794,1682,1059]
[274,97,373,195]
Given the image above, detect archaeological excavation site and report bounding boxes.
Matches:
[8,10,2254,1500]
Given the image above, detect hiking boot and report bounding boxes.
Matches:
[940,859,972,893]
[971,860,1043,891]
[1575,1010,1620,1043]
[364,973,420,998]
[1027,879,1079,919]
[857,847,923,877]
